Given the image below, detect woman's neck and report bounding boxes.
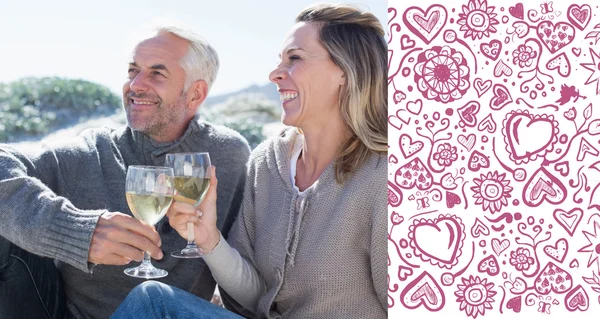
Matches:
[295,119,350,191]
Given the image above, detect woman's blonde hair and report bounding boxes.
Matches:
[296,3,387,183]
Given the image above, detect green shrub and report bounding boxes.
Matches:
[200,94,281,149]
[0,77,120,142]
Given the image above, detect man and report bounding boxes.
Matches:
[0,25,250,319]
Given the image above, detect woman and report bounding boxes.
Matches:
[112,3,387,318]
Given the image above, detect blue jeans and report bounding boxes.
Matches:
[111,281,246,319]
[0,235,67,319]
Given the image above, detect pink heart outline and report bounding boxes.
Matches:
[552,208,583,237]
[474,78,492,98]
[408,214,465,268]
[402,5,448,45]
[468,150,490,172]
[457,101,480,127]
[395,158,433,190]
[536,21,575,54]
[534,262,573,295]
[491,238,510,256]
[543,238,568,263]
[477,113,496,133]
[523,166,567,207]
[480,40,502,61]
[502,110,559,165]
[546,52,571,77]
[567,4,592,31]
[564,285,589,311]
[489,84,512,111]
[400,271,446,311]
[471,218,490,238]
[477,254,499,276]
[400,34,416,50]
[458,134,476,151]
[399,134,424,158]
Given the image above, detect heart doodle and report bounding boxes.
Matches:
[480,39,502,61]
[565,285,589,311]
[544,238,568,263]
[403,5,448,45]
[572,47,582,57]
[474,78,492,97]
[567,4,592,31]
[400,134,423,158]
[395,158,433,190]
[409,214,465,268]
[569,259,579,268]
[489,84,512,110]
[457,101,480,127]
[406,99,423,115]
[509,3,524,20]
[398,265,413,281]
[477,113,496,133]
[534,262,573,295]
[468,150,490,172]
[552,208,583,237]
[506,296,522,313]
[400,34,416,50]
[546,52,571,77]
[471,218,490,238]
[554,161,570,177]
[445,191,461,208]
[389,154,399,164]
[400,271,446,311]
[503,110,559,165]
[477,254,499,276]
[536,21,575,54]
[523,167,567,207]
[494,60,513,77]
[458,134,476,151]
[492,238,510,256]
[388,109,411,130]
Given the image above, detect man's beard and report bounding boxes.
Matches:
[124,91,187,137]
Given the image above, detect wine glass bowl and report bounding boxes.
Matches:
[165,152,211,258]
[124,165,174,279]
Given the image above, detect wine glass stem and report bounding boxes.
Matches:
[187,222,196,246]
[141,251,153,268]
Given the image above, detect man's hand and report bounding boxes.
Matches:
[89,212,163,265]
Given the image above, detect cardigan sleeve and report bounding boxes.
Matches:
[0,142,104,272]
[203,152,266,316]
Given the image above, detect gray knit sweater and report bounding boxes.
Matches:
[0,116,250,319]
[204,128,387,319]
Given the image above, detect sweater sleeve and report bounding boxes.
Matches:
[0,143,104,272]
[209,151,267,317]
[371,155,388,311]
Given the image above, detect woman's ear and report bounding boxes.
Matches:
[338,72,346,86]
[188,80,208,110]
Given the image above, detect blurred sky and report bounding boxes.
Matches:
[0,0,386,96]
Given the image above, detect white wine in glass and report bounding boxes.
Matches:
[124,165,174,279]
[165,152,211,258]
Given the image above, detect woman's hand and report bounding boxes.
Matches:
[166,166,221,252]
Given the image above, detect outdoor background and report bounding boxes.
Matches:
[0,0,386,149]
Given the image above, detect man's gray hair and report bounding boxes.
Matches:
[154,25,220,93]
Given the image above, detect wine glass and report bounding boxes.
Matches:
[124,165,174,278]
[165,152,211,258]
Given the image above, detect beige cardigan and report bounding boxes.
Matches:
[203,128,387,319]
